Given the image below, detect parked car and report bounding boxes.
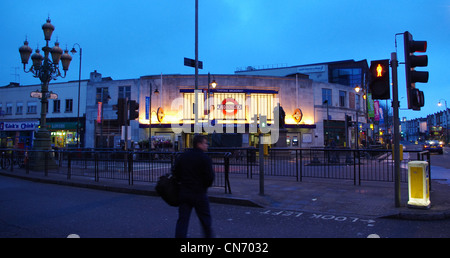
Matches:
[423,140,444,154]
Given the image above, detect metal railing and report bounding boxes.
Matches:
[0,147,431,190]
[266,148,431,185]
[0,148,232,194]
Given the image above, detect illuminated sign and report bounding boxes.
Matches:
[0,121,39,131]
[217,98,242,116]
[293,108,303,123]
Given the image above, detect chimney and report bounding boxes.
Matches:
[90,70,102,82]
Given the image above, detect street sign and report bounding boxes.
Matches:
[30,91,58,99]
[184,57,203,69]
[30,91,42,98]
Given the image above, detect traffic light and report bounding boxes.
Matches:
[346,115,353,127]
[129,100,139,121]
[404,31,428,110]
[369,59,390,99]
[114,98,127,126]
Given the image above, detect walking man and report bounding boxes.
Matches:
[173,135,215,238]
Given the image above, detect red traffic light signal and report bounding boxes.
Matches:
[369,59,390,99]
[404,31,428,110]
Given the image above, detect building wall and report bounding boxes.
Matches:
[0,80,88,148]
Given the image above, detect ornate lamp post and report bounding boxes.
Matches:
[19,18,72,169]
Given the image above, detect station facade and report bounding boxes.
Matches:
[1,60,369,150]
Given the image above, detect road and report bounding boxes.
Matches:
[403,142,450,185]
[1,175,449,238]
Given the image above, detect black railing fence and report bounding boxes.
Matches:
[0,147,430,192]
[267,148,431,185]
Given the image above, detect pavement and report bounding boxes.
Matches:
[1,166,450,221]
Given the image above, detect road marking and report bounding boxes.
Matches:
[254,209,376,226]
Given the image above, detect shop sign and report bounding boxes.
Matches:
[47,122,79,130]
[0,121,39,131]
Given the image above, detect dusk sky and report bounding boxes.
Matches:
[1,0,449,120]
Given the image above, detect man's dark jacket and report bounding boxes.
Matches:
[173,148,215,193]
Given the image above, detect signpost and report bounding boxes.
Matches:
[184,57,203,69]
[30,90,58,100]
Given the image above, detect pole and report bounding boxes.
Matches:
[76,47,82,148]
[259,133,264,196]
[391,52,401,208]
[356,109,359,149]
[208,72,210,122]
[148,83,152,152]
[194,0,199,132]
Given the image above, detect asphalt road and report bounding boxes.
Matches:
[1,175,449,239]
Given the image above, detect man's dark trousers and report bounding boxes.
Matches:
[175,191,213,238]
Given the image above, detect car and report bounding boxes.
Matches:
[423,140,444,154]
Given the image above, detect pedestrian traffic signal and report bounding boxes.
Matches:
[114,98,127,126]
[404,31,428,110]
[369,59,390,99]
[129,100,139,121]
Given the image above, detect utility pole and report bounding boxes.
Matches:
[391,52,401,208]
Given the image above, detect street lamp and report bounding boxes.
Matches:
[18,18,73,169]
[354,85,364,149]
[148,83,159,151]
[70,44,82,148]
[438,99,448,144]
[207,73,218,122]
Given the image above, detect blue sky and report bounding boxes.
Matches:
[1,0,449,120]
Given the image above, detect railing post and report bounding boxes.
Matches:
[299,149,303,182]
[427,151,432,191]
[94,153,99,182]
[44,151,48,176]
[10,150,14,172]
[128,151,134,185]
[224,153,231,194]
[67,151,72,180]
[358,149,361,186]
[353,149,356,185]
[25,150,29,174]
[294,149,298,181]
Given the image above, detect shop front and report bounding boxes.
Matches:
[47,120,83,148]
[0,120,39,149]
[135,74,317,150]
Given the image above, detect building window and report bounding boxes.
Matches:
[339,91,346,107]
[53,100,61,113]
[322,88,332,105]
[27,102,37,114]
[330,68,362,88]
[96,87,110,104]
[65,99,73,113]
[6,103,12,115]
[118,86,131,100]
[16,102,23,115]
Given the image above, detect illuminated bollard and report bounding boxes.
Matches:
[407,161,431,209]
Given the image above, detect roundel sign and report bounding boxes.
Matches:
[219,98,242,116]
[293,108,303,123]
[157,107,165,122]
